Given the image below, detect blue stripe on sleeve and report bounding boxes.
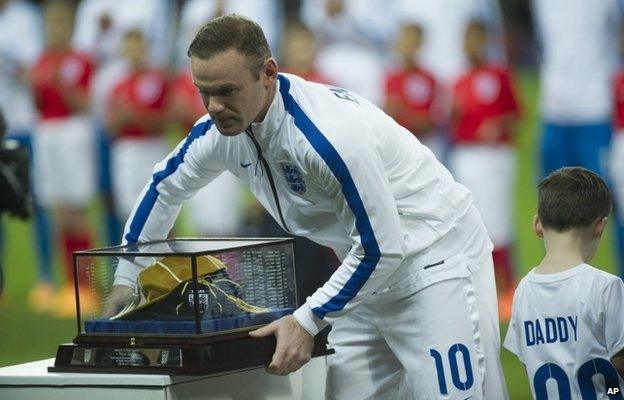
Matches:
[277,74,381,319]
[124,120,212,244]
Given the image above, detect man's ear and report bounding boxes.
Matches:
[594,216,609,238]
[262,57,278,83]
[533,215,543,238]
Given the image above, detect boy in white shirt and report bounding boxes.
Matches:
[504,166,624,399]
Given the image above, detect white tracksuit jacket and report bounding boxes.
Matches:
[115,73,474,336]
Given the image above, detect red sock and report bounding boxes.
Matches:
[492,246,515,293]
[62,230,92,286]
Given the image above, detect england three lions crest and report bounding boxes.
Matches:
[280,162,307,195]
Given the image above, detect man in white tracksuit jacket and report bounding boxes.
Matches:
[107,15,508,399]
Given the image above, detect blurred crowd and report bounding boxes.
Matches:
[0,0,623,321]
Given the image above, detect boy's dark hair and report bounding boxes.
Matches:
[538,167,612,232]
[187,14,272,77]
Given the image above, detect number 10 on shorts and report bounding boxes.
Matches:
[430,343,475,395]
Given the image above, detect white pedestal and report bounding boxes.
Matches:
[0,357,327,400]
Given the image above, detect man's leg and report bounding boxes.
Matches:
[540,122,570,177]
[574,123,624,275]
[469,252,509,398]
[611,133,624,278]
[572,122,611,175]
[326,304,409,400]
[8,132,54,310]
[96,123,122,244]
[449,145,517,321]
[372,257,507,400]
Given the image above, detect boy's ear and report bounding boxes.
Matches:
[533,215,543,238]
[594,216,609,238]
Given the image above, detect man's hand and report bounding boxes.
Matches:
[249,315,314,375]
[103,284,136,318]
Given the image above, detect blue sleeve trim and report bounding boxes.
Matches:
[124,120,212,244]
[277,74,381,319]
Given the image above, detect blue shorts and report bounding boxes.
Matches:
[540,121,612,178]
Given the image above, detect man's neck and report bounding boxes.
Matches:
[254,81,277,123]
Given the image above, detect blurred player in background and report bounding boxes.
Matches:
[612,52,624,267]
[300,0,386,106]
[449,20,520,321]
[106,29,170,222]
[391,0,506,164]
[0,0,54,313]
[531,0,624,276]
[504,167,624,398]
[30,0,95,317]
[72,0,176,246]
[384,23,441,159]
[73,0,175,68]
[280,22,331,85]
[391,0,506,88]
[0,108,6,297]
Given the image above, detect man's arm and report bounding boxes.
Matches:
[105,118,222,315]
[291,135,405,336]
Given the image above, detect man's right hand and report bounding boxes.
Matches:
[103,284,136,318]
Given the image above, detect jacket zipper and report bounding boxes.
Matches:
[245,127,290,233]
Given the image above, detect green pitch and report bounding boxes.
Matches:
[0,71,617,399]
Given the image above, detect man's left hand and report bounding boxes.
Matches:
[249,315,314,375]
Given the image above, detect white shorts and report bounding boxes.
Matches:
[610,133,624,224]
[33,116,96,208]
[111,137,169,220]
[184,172,245,236]
[449,144,516,247]
[326,207,508,400]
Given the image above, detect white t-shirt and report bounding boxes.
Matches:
[0,0,42,132]
[504,264,624,399]
[531,0,622,123]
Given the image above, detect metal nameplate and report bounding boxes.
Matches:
[70,347,182,368]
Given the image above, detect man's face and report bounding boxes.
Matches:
[190,50,271,136]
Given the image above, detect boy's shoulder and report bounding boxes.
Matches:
[515,264,621,297]
[577,264,622,290]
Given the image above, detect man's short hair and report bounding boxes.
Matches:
[187,14,272,77]
[538,167,612,232]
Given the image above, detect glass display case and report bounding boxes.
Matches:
[49,238,332,375]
